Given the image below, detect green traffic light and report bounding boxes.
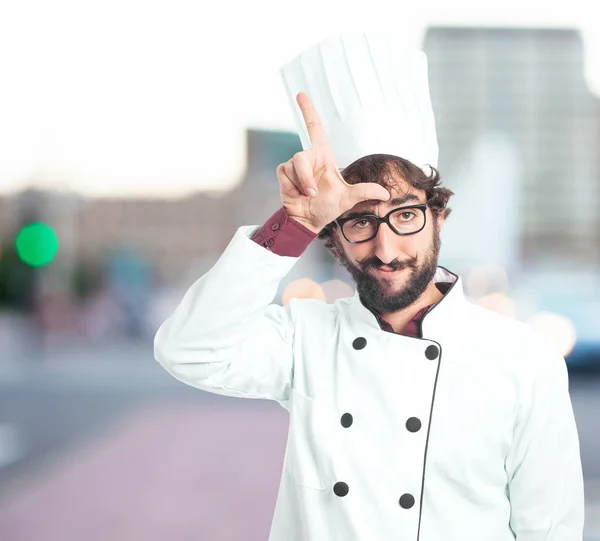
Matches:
[15,222,59,267]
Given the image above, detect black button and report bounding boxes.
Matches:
[425,345,439,360]
[353,337,367,350]
[406,417,421,433]
[270,223,280,231]
[399,493,415,509]
[333,482,349,497]
[264,238,274,248]
[341,413,353,428]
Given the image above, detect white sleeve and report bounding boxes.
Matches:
[153,226,302,407]
[506,334,585,540]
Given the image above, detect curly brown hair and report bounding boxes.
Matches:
[318,154,454,259]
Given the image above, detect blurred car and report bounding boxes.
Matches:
[517,270,600,371]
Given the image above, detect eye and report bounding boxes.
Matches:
[351,219,371,229]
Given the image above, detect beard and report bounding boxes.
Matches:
[336,222,441,314]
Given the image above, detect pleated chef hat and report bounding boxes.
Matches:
[280,32,439,172]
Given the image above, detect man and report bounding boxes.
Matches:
[154,33,584,541]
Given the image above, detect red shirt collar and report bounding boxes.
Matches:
[371,282,452,337]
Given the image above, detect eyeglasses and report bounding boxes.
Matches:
[335,203,428,244]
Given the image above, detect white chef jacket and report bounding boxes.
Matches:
[154,225,585,541]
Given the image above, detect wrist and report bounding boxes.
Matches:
[287,216,323,235]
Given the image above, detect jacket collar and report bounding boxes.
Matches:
[346,266,465,343]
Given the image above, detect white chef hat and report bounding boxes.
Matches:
[280,32,439,173]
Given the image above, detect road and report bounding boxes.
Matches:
[0,340,599,540]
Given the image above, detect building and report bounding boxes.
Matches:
[423,26,600,269]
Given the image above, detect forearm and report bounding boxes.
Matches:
[153,225,301,400]
[507,335,585,540]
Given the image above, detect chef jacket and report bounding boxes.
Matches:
[154,211,585,541]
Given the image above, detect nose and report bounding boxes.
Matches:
[373,221,399,265]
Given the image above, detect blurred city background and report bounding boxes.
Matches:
[1,3,599,540]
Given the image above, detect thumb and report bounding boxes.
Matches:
[346,182,391,207]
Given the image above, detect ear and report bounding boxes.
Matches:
[436,214,446,233]
[328,227,345,260]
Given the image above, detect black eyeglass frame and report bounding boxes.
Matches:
[335,203,428,244]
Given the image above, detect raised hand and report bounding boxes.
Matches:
[277,93,390,234]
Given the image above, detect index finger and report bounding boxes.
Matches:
[296,92,329,149]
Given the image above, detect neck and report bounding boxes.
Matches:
[379,281,443,334]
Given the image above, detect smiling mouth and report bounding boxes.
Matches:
[373,267,405,276]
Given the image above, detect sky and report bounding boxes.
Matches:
[0,0,598,198]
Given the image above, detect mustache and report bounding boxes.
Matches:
[360,256,417,272]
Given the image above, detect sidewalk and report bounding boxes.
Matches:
[0,400,288,541]
[586,479,600,541]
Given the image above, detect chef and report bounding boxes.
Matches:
[154,32,584,541]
